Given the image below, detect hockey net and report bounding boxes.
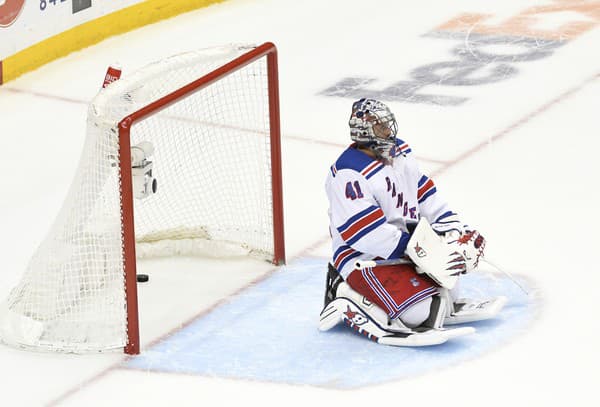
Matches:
[0,43,285,354]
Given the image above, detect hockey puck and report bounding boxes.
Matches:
[136,274,149,283]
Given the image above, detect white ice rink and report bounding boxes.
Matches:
[0,0,599,405]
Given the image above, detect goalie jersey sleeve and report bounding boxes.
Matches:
[326,142,456,279]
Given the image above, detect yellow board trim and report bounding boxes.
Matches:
[1,0,225,84]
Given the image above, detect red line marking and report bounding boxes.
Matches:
[3,87,85,104]
[0,86,448,165]
[431,72,600,178]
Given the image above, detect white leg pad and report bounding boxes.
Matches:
[400,297,433,328]
[318,284,476,346]
[440,287,508,325]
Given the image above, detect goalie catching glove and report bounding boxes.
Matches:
[452,229,486,270]
[430,213,486,271]
[405,218,486,289]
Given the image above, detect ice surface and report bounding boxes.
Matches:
[126,258,537,389]
[0,0,598,406]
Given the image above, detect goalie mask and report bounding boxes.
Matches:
[349,98,398,163]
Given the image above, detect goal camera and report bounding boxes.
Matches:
[131,141,158,199]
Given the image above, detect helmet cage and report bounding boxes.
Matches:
[349,99,398,162]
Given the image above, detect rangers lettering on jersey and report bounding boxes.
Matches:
[326,139,456,279]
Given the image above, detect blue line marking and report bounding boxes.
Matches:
[125,258,539,388]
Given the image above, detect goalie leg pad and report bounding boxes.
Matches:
[323,282,413,333]
[439,288,507,325]
[399,296,432,328]
[318,265,476,346]
[319,296,474,347]
[417,294,447,330]
[323,263,344,308]
[444,297,507,325]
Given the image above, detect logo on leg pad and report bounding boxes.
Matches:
[343,305,368,326]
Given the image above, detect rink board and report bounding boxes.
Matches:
[124,258,538,389]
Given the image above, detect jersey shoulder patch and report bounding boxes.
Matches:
[330,146,385,180]
[417,175,437,204]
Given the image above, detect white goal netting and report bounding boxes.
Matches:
[0,44,277,352]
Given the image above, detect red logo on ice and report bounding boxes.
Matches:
[0,0,26,28]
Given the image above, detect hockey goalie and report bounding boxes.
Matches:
[319,98,506,346]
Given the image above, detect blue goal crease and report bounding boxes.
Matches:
[124,257,539,389]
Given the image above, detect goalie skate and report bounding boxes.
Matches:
[444,296,507,325]
[319,297,474,347]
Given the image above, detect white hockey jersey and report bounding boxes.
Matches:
[326,140,456,279]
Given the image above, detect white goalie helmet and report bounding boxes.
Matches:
[349,98,398,163]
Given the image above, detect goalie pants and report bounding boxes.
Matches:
[346,264,437,320]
